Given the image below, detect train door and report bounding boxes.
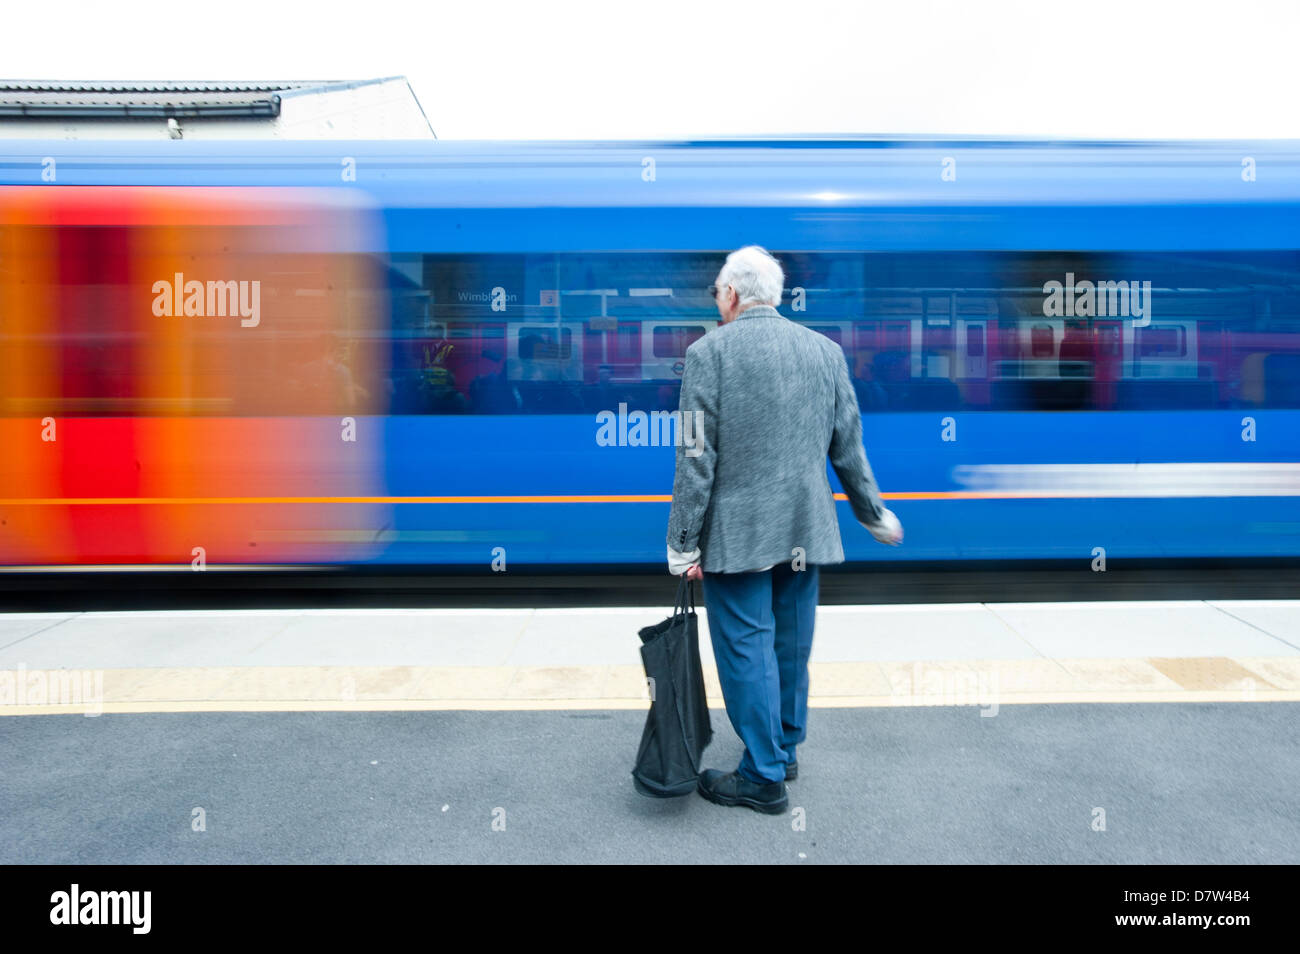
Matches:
[955,319,987,378]
[955,297,995,379]
[922,296,952,379]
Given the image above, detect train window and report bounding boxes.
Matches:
[1137,326,1186,357]
[369,249,1300,413]
[652,325,706,357]
[1031,323,1055,357]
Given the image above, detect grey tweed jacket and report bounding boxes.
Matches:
[666,304,891,574]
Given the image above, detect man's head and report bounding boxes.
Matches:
[711,245,784,324]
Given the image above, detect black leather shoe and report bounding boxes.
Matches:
[697,769,788,815]
[785,760,798,781]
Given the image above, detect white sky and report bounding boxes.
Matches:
[3,0,1298,140]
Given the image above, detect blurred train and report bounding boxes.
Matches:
[1,137,1299,567]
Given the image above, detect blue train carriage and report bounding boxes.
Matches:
[0,138,1297,568]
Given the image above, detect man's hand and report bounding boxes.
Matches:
[667,545,701,577]
[861,508,903,546]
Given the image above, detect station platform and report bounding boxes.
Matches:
[1,599,1298,714]
[2,599,1298,864]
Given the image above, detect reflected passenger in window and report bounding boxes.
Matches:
[469,349,522,414]
[420,364,467,414]
[853,354,889,412]
[517,334,581,413]
[585,364,632,413]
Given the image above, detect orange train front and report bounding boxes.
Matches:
[0,186,390,566]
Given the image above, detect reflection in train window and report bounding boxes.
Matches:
[379,250,1300,414]
[998,320,1020,358]
[1098,325,1121,356]
[807,326,843,345]
[884,322,910,351]
[1031,323,1055,357]
[518,328,572,360]
[924,322,953,351]
[615,324,640,360]
[652,326,706,358]
[1137,326,1186,357]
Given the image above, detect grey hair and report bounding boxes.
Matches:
[717,245,784,307]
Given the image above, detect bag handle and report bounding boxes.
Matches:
[673,574,696,620]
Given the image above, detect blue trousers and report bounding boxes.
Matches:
[702,563,820,784]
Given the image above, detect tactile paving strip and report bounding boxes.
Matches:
[1145,656,1278,692]
[4,657,1300,714]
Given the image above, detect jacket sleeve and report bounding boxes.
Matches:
[828,346,889,528]
[666,341,718,554]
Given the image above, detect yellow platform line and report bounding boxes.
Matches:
[2,693,1300,716]
[3,689,1300,716]
[2,657,1297,715]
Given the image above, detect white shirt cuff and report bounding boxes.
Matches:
[667,545,701,574]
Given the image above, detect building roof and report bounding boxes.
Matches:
[0,79,408,119]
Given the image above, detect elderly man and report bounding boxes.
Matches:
[666,245,903,815]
